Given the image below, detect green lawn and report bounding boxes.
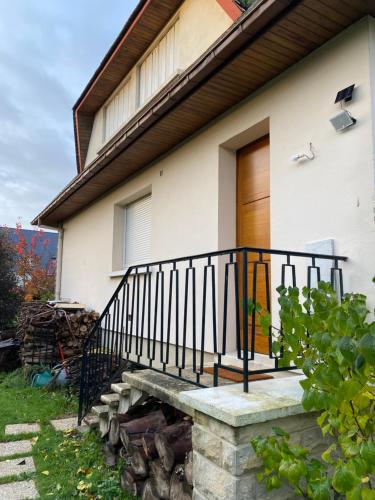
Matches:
[0,370,133,499]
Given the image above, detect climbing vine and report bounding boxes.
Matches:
[251,282,375,499]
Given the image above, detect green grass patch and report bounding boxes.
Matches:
[34,427,133,499]
[0,370,133,499]
[0,369,76,442]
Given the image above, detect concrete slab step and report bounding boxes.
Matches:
[0,440,32,458]
[0,456,35,478]
[100,393,120,406]
[92,405,109,417]
[0,479,38,499]
[111,382,131,395]
[83,414,99,429]
[122,370,199,416]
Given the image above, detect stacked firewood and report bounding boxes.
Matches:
[17,302,99,384]
[103,398,193,499]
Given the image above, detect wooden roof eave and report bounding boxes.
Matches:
[33,0,375,227]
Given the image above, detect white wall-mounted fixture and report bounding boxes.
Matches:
[290,142,315,163]
[330,84,356,132]
[330,110,356,132]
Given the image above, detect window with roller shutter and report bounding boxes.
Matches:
[138,20,179,107]
[103,79,132,141]
[124,194,152,268]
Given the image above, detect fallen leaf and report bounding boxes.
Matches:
[41,470,50,476]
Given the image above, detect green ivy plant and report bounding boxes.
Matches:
[250,281,375,499]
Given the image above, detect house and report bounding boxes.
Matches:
[33,2,375,495]
[0,227,58,268]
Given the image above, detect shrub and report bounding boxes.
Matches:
[251,282,375,499]
[0,230,21,329]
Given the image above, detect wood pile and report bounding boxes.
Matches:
[104,397,193,499]
[17,302,99,385]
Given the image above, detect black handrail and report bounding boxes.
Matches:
[78,246,347,423]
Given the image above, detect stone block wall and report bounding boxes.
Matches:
[192,410,327,500]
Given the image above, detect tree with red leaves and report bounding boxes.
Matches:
[13,222,56,302]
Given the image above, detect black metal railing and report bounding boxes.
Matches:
[78,247,347,423]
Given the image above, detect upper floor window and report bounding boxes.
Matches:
[104,79,131,141]
[138,20,179,107]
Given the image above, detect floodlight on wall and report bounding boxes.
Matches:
[290,142,315,163]
[330,84,356,132]
[330,110,356,132]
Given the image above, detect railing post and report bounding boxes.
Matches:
[242,249,249,393]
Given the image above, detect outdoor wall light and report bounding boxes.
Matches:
[290,142,315,163]
[330,84,357,132]
[330,110,356,132]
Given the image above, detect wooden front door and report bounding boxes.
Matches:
[237,136,270,354]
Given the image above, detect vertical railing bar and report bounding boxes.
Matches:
[264,261,272,359]
[242,249,249,393]
[140,273,146,358]
[135,271,140,357]
[152,271,160,362]
[119,284,126,363]
[211,262,217,354]
[200,264,208,375]
[192,265,197,374]
[166,269,174,366]
[182,265,190,370]
[160,268,165,365]
[129,277,136,357]
[175,267,180,370]
[251,260,257,359]
[222,262,229,356]
[124,281,130,354]
[146,267,151,361]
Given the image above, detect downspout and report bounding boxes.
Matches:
[55,225,64,301]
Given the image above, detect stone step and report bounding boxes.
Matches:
[118,394,131,414]
[83,414,99,429]
[100,393,120,407]
[122,369,199,416]
[92,405,109,417]
[111,382,131,395]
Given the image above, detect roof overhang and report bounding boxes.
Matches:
[73,0,242,171]
[34,0,375,227]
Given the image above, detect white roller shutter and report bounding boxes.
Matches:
[104,79,131,140]
[124,194,152,267]
[139,20,179,106]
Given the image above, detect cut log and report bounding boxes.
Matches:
[170,465,192,500]
[130,439,149,477]
[108,414,133,446]
[102,442,117,468]
[120,410,167,450]
[149,460,170,499]
[120,468,144,496]
[155,421,192,472]
[142,479,161,500]
[142,433,158,459]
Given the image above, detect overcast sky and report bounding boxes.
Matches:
[0,0,138,229]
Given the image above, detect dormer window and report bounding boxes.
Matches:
[138,20,179,107]
[103,79,132,141]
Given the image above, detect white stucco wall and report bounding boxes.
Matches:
[61,18,375,318]
[84,0,233,167]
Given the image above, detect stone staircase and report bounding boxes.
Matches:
[83,379,150,437]
[82,370,200,435]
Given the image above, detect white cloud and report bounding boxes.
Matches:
[0,0,139,228]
